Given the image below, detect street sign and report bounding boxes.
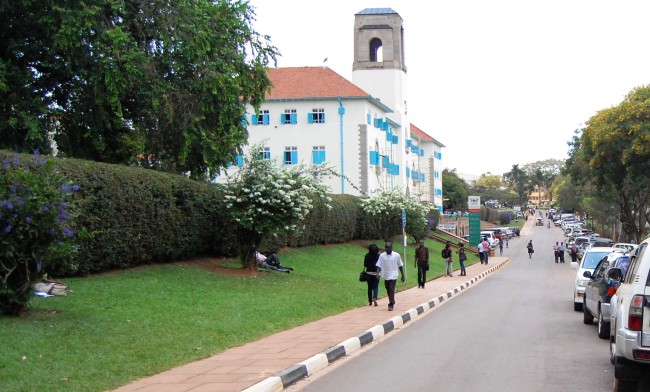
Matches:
[402,209,406,228]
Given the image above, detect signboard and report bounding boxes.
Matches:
[468,196,481,246]
[401,209,406,228]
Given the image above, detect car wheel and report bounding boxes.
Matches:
[598,309,610,339]
[574,300,583,312]
[614,378,639,392]
[583,301,594,325]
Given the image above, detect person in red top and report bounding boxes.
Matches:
[481,237,490,264]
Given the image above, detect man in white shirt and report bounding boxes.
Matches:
[376,241,405,311]
[477,241,485,264]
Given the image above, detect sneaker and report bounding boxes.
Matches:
[373,300,378,306]
[388,305,393,311]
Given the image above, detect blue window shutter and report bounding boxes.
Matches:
[392,135,398,144]
[369,151,379,165]
[383,122,388,132]
[291,113,297,124]
[241,116,248,126]
[406,167,410,178]
[319,150,325,163]
[381,156,389,168]
[263,114,269,125]
[280,113,285,124]
[236,155,243,166]
[420,149,425,156]
[321,113,325,123]
[420,173,425,182]
[312,150,318,164]
[308,113,314,124]
[406,139,412,147]
[386,130,392,142]
[367,113,371,125]
[394,164,399,175]
[252,114,258,124]
[291,150,297,165]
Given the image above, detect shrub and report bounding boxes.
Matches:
[0,152,79,316]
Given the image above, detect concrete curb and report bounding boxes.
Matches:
[241,261,507,392]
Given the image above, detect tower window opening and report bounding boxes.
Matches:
[369,38,383,62]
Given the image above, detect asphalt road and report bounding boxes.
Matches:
[288,219,615,392]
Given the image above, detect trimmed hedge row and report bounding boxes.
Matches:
[2,151,410,275]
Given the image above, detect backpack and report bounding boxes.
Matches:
[441,247,450,258]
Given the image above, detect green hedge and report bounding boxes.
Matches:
[0,151,413,275]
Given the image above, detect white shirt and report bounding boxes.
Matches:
[376,251,403,280]
[477,242,484,252]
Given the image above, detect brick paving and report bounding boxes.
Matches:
[113,257,508,392]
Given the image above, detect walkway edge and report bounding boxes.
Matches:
[242,260,508,392]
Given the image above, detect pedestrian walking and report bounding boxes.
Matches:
[553,242,560,263]
[505,236,509,248]
[442,241,453,276]
[363,244,380,306]
[559,242,566,263]
[477,240,485,264]
[482,237,490,264]
[414,240,429,288]
[527,240,534,259]
[569,243,578,262]
[457,243,467,276]
[375,241,405,311]
[498,237,504,255]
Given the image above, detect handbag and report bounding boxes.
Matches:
[359,270,369,282]
[459,253,467,262]
[425,262,430,271]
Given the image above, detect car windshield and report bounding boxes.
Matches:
[582,251,611,269]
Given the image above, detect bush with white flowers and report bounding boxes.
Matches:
[223,147,331,268]
[360,189,435,242]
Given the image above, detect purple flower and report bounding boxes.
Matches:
[62,227,75,237]
[4,224,12,233]
[48,229,55,236]
[24,216,33,223]
[43,205,50,212]
[72,184,80,191]
[0,201,13,210]
[2,159,9,169]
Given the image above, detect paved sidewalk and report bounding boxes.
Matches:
[114,257,508,392]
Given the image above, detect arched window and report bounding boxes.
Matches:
[369,38,383,62]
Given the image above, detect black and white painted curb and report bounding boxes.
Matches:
[242,261,507,392]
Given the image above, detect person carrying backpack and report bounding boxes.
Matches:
[442,241,453,277]
[569,243,578,262]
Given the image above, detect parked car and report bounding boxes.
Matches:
[576,242,591,260]
[516,211,524,219]
[592,238,614,247]
[609,240,650,390]
[583,252,631,339]
[613,243,638,253]
[479,231,499,249]
[535,217,544,226]
[571,247,624,311]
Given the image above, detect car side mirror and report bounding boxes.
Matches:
[583,271,592,279]
[607,268,623,282]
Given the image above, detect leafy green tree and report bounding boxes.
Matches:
[0,0,278,179]
[441,169,468,211]
[503,164,528,205]
[574,86,650,242]
[223,146,331,269]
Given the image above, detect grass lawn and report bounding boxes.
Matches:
[0,238,479,392]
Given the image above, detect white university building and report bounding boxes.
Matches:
[218,8,445,211]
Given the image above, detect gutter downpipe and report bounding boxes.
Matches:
[390,126,394,190]
[338,98,345,193]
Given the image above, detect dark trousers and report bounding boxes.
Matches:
[366,275,379,302]
[384,279,397,306]
[417,262,427,287]
[559,251,565,263]
[459,260,466,276]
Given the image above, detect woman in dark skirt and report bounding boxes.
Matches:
[363,244,380,306]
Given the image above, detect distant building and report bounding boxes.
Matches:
[216,8,445,209]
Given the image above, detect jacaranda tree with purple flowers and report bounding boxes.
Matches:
[0,152,79,316]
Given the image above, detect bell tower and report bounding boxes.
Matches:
[353,8,406,73]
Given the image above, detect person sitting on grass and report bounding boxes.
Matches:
[255,251,293,272]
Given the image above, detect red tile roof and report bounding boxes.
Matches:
[266,67,372,99]
[410,124,445,147]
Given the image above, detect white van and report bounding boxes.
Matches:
[480,231,499,249]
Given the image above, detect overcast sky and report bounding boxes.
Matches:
[248,0,650,177]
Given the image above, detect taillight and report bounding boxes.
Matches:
[628,295,644,331]
[607,284,618,296]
